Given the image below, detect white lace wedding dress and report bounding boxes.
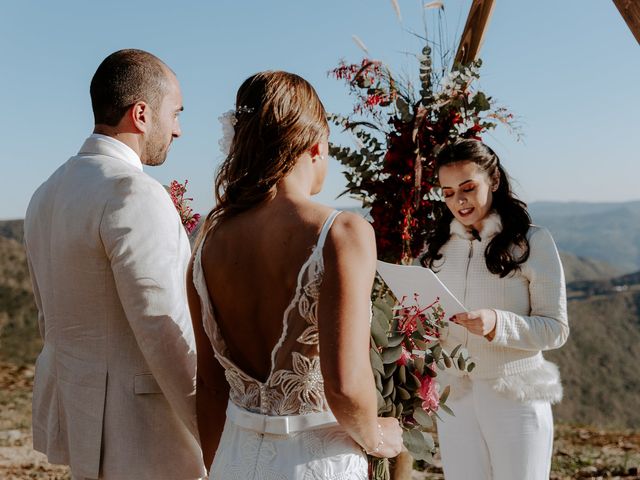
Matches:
[193,210,368,480]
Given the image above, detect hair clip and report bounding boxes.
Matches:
[235,105,255,115]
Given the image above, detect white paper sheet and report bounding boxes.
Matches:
[376,260,467,317]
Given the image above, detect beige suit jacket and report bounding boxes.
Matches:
[24,136,206,479]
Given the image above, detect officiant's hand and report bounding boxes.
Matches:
[451,309,497,341]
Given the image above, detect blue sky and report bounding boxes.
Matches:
[1,0,638,220]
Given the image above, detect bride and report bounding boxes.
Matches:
[186,71,403,479]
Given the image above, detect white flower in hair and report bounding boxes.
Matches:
[218,109,237,157]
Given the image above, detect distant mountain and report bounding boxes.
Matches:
[560,252,621,284]
[530,201,640,273]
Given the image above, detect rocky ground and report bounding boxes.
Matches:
[1,362,639,480]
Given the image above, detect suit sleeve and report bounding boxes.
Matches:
[25,250,46,341]
[491,227,569,351]
[100,174,198,436]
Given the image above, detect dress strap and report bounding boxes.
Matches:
[316,210,342,251]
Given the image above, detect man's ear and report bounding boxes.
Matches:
[130,101,150,133]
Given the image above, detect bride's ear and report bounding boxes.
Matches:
[309,143,321,162]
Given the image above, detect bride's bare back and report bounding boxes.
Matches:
[199,197,334,382]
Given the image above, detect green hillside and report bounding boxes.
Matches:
[547,289,640,428]
[1,219,640,429]
[0,236,40,365]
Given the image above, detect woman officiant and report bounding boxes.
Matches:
[421,138,569,480]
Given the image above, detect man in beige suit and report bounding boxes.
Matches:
[24,49,206,479]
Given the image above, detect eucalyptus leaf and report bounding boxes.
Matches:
[395,97,412,122]
[432,344,442,362]
[382,378,394,398]
[439,384,451,403]
[413,338,427,351]
[442,351,452,368]
[371,321,389,348]
[414,356,425,373]
[375,370,383,391]
[412,407,433,428]
[387,334,404,348]
[397,386,411,400]
[370,348,384,374]
[382,344,403,364]
[397,365,407,384]
[457,355,466,371]
[371,309,391,336]
[408,372,422,391]
[402,430,433,461]
[383,362,397,379]
[423,432,435,451]
[471,91,491,111]
[439,402,455,417]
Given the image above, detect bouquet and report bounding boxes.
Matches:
[369,291,473,479]
[167,179,201,236]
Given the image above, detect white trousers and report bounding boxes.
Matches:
[437,379,553,480]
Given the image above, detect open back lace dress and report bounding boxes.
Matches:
[193,210,368,480]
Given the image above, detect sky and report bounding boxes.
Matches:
[1,0,638,220]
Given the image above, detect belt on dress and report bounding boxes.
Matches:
[226,400,338,435]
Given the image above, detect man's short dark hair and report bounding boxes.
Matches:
[90,49,169,126]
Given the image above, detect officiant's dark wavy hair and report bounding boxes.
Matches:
[197,71,329,245]
[421,139,531,278]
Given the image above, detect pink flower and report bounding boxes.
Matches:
[396,345,411,366]
[167,180,201,235]
[417,370,439,412]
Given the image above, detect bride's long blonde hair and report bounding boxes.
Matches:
[196,71,329,248]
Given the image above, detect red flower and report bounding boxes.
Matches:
[168,180,201,235]
[416,369,440,412]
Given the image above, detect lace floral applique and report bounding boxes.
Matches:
[225,367,260,412]
[269,352,326,415]
[296,259,322,345]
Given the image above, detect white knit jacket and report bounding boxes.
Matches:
[433,213,569,403]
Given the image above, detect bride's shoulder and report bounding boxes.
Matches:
[333,210,372,231]
[325,210,375,252]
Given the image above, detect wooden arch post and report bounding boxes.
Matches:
[454,0,496,65]
[613,0,640,44]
